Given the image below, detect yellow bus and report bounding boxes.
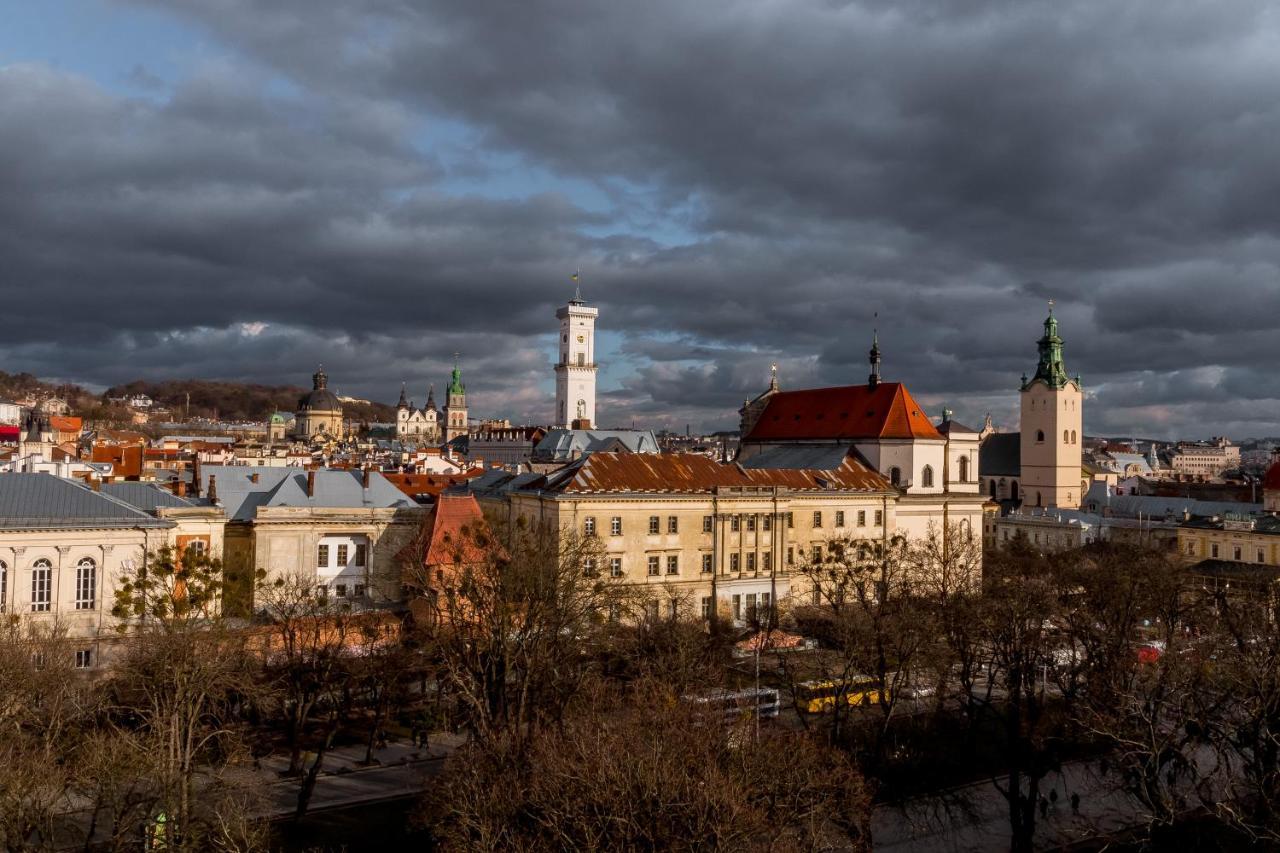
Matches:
[795,677,888,713]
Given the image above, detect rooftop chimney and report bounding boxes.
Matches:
[307,470,316,497]
[206,475,218,505]
[250,472,259,483]
[175,479,187,498]
[362,467,371,489]
[192,456,202,497]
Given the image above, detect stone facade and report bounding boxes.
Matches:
[554,295,599,428]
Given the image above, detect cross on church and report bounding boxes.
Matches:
[1048,298,1054,313]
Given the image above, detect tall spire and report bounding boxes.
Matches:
[397,382,408,409]
[448,353,464,396]
[426,383,437,410]
[1025,301,1072,389]
[867,314,882,389]
[769,362,779,392]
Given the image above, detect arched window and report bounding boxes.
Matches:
[1064,429,1070,443]
[75,557,96,610]
[1010,482,1019,502]
[922,465,934,488]
[0,559,6,613]
[989,479,997,498]
[958,456,969,483]
[1036,491,1043,507]
[1071,430,1077,444]
[1036,430,1045,443]
[31,559,51,613]
[889,467,902,486]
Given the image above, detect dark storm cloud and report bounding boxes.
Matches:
[2,1,1279,436]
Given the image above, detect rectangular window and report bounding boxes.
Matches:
[668,599,679,620]
[763,515,772,531]
[649,516,660,535]
[874,510,883,526]
[746,553,756,572]
[730,553,740,572]
[787,512,794,528]
[763,551,772,571]
[731,515,741,532]
[668,516,678,534]
[611,517,622,536]
[648,556,660,576]
[75,562,96,610]
[584,558,597,577]
[702,515,713,533]
[701,554,713,573]
[1258,549,1266,564]
[1211,544,1219,558]
[354,543,367,567]
[701,596,712,620]
[646,601,659,621]
[787,547,794,566]
[813,511,823,528]
[335,584,348,597]
[746,515,756,532]
[1233,546,1242,561]
[337,544,349,566]
[584,516,596,536]
[812,545,822,562]
[75,649,92,669]
[761,592,771,612]
[31,565,51,613]
[732,594,741,620]
[666,555,679,575]
[317,544,330,568]
[745,593,758,622]
[1186,541,1195,555]
[835,510,845,528]
[610,557,623,577]
[354,583,366,597]
[858,510,866,527]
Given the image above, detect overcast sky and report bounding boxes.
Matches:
[2,1,1279,438]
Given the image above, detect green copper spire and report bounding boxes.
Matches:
[1024,301,1074,390]
[447,355,464,396]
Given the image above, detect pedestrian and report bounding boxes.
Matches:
[1070,793,1080,815]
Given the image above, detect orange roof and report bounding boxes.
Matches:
[744,382,942,442]
[49,416,82,433]
[91,443,143,478]
[423,494,490,566]
[547,451,889,494]
[384,468,485,499]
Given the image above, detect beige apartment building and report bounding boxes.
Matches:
[1169,438,1241,478]
[0,474,225,668]
[475,447,985,624]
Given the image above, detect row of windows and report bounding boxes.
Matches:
[623,593,775,624]
[584,509,886,537]
[0,558,97,613]
[1195,541,1270,563]
[318,582,367,598]
[316,543,368,569]
[1033,429,1079,444]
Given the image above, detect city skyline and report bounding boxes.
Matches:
[4,1,1280,438]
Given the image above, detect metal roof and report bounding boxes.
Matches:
[979,433,1022,477]
[100,481,204,513]
[532,451,890,495]
[0,473,172,529]
[531,429,659,462]
[196,466,415,521]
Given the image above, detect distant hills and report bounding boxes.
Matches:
[101,379,397,423]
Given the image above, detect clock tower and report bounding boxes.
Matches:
[555,285,599,428]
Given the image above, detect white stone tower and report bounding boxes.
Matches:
[1019,304,1084,508]
[555,281,598,428]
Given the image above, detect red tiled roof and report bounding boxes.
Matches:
[50,416,82,433]
[91,443,143,478]
[1265,459,1280,492]
[551,451,890,494]
[424,494,489,566]
[384,469,485,499]
[744,382,943,442]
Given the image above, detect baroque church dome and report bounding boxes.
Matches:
[297,366,342,413]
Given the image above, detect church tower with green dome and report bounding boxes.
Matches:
[443,357,468,443]
[1018,304,1084,509]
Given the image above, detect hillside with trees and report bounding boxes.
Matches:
[101,379,397,423]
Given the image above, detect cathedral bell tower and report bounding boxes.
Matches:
[554,275,599,428]
[1019,304,1084,509]
[443,357,468,443]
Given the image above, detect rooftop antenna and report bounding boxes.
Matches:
[867,312,882,388]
